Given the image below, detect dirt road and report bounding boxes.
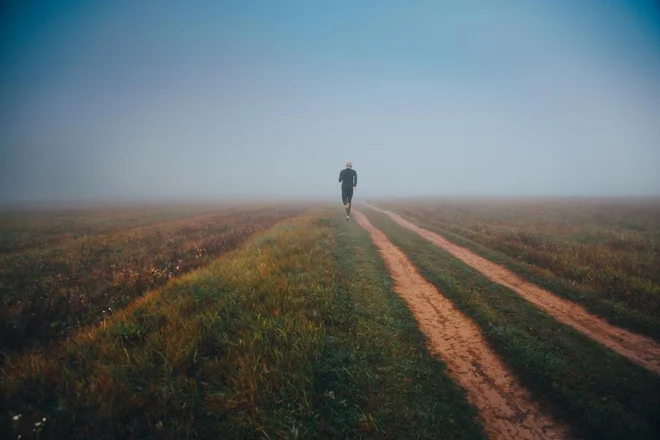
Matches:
[354,211,571,440]
[366,205,660,375]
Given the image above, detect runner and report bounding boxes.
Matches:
[338,161,357,220]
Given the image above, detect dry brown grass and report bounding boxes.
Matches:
[0,206,223,254]
[0,205,301,357]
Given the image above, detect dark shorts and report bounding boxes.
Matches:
[342,187,354,205]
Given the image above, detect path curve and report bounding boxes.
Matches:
[354,211,571,440]
[366,204,660,375]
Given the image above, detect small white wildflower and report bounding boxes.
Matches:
[12,414,21,421]
[35,422,42,427]
[42,417,46,422]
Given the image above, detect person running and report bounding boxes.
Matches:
[338,161,357,220]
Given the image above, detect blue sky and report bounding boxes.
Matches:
[1,0,659,202]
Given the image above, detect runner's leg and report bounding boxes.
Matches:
[346,188,354,215]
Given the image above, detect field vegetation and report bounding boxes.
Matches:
[362,205,660,439]
[2,199,659,439]
[0,205,300,358]
[0,205,226,254]
[1,212,484,440]
[377,198,660,339]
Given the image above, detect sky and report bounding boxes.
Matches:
[1,0,659,203]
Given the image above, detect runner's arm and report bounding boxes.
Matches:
[338,170,344,183]
[353,171,358,187]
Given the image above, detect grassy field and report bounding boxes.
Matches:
[1,199,659,439]
[0,205,231,255]
[376,198,660,340]
[0,205,300,358]
[1,210,484,440]
[362,206,660,439]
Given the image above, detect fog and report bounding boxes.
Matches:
[1,0,659,204]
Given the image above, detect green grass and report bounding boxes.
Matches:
[1,211,485,439]
[379,200,660,341]
[327,216,484,439]
[362,207,660,440]
[1,207,298,356]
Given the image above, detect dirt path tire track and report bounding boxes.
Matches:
[366,204,660,375]
[353,211,571,440]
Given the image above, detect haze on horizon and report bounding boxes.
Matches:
[1,0,659,204]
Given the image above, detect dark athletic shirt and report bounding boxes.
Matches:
[338,168,357,189]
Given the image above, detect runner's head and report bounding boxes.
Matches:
[346,161,352,168]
